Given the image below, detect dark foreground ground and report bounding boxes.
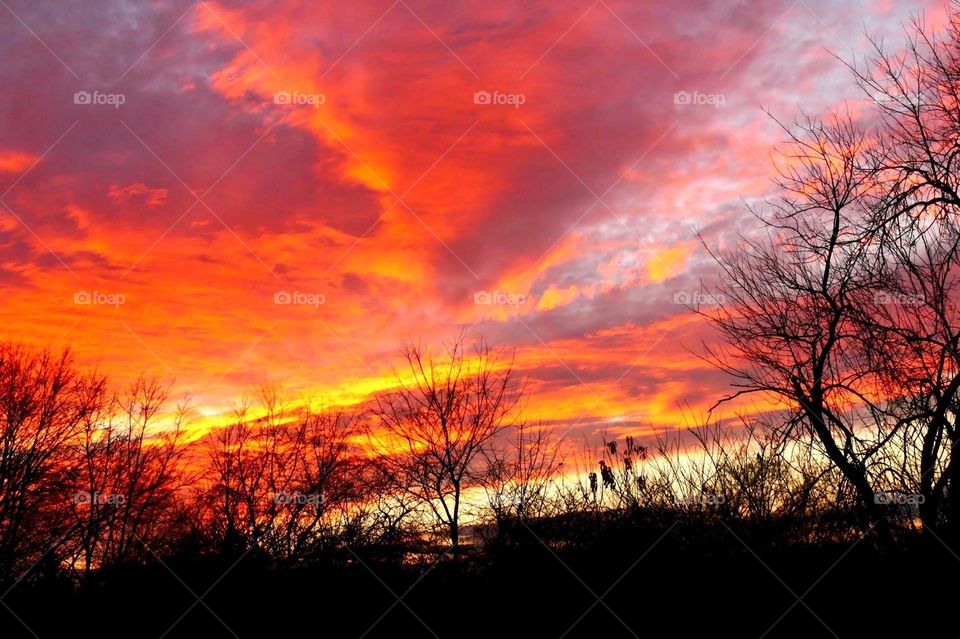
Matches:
[2,514,956,638]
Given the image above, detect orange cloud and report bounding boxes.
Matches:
[0,150,36,174]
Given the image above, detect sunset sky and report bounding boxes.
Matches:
[0,0,946,440]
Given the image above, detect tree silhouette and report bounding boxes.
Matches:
[369,336,521,549]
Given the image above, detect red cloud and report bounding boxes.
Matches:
[107,182,169,206]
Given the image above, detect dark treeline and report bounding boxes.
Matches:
[9,7,960,638]
[0,334,921,593]
[2,338,954,639]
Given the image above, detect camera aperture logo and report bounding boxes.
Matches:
[473,90,526,108]
[74,91,126,109]
[673,91,725,108]
[274,291,326,308]
[74,291,125,307]
[274,91,325,108]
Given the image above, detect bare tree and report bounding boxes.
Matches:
[369,336,522,549]
[702,8,960,537]
[484,422,563,541]
[69,376,189,575]
[846,6,960,533]
[0,345,106,583]
[700,111,895,540]
[201,387,366,560]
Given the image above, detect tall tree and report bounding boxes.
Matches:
[701,112,895,539]
[202,387,365,559]
[370,336,522,549]
[849,6,960,534]
[0,345,106,583]
[70,376,189,574]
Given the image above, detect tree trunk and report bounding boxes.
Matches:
[795,383,892,545]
